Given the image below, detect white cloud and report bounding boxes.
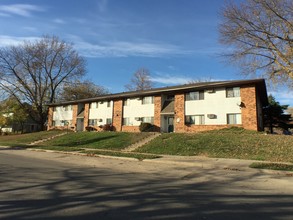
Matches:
[70,37,190,58]
[53,18,66,24]
[0,4,44,17]
[269,90,293,107]
[97,0,108,12]
[0,35,40,47]
[150,74,192,85]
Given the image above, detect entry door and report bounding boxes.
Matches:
[76,118,84,132]
[167,117,174,133]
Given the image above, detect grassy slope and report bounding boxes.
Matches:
[136,128,293,163]
[0,130,64,147]
[36,131,151,151]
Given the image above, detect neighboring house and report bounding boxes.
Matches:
[0,114,41,133]
[47,79,268,132]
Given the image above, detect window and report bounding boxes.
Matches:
[106,118,112,124]
[124,99,130,106]
[123,117,130,125]
[186,91,204,101]
[142,117,154,124]
[88,119,97,126]
[107,101,111,107]
[63,105,72,111]
[185,115,205,125]
[226,87,240,98]
[53,107,56,112]
[90,102,98,109]
[227,113,242,124]
[142,96,154,104]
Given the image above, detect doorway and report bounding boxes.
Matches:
[167,116,174,133]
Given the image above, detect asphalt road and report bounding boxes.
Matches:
[1,149,293,220]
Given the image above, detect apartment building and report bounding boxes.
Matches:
[47,79,268,132]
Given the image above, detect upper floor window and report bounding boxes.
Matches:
[63,105,72,111]
[107,101,111,108]
[185,115,205,125]
[124,99,130,106]
[186,91,204,101]
[226,87,240,98]
[142,96,154,104]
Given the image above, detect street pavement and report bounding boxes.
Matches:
[0,148,293,220]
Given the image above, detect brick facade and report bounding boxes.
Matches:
[153,95,162,132]
[48,80,266,133]
[174,93,185,132]
[112,99,123,131]
[47,107,54,130]
[241,85,258,131]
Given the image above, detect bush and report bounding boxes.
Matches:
[139,123,154,132]
[103,124,114,131]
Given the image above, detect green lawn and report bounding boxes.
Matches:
[136,127,293,163]
[0,130,65,147]
[36,131,152,150]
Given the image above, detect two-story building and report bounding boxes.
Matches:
[47,79,268,132]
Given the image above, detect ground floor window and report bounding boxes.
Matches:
[185,115,205,125]
[88,119,97,126]
[142,117,154,124]
[123,117,131,126]
[227,113,242,124]
[106,118,112,124]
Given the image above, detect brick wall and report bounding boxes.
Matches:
[113,99,123,131]
[83,103,90,130]
[174,93,185,132]
[72,104,78,130]
[241,84,258,130]
[47,107,54,130]
[154,95,161,132]
[122,126,140,132]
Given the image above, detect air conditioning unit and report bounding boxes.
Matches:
[206,89,215,93]
[99,119,103,122]
[207,114,217,119]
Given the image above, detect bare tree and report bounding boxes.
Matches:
[58,80,109,101]
[219,0,293,85]
[125,68,153,91]
[188,77,212,84]
[0,35,86,130]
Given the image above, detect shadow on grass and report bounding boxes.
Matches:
[52,135,117,147]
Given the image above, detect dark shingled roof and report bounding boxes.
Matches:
[49,78,268,106]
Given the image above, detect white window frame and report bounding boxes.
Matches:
[227,113,242,124]
[186,91,204,101]
[226,87,240,98]
[185,115,205,125]
[142,96,154,105]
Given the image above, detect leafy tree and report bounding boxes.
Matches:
[219,0,293,85]
[0,97,29,133]
[0,35,86,130]
[58,80,109,101]
[125,68,153,91]
[264,94,290,133]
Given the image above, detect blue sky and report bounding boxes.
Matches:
[0,0,292,106]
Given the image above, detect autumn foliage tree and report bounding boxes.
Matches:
[0,36,86,130]
[219,0,293,85]
[58,80,109,101]
[125,68,153,91]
